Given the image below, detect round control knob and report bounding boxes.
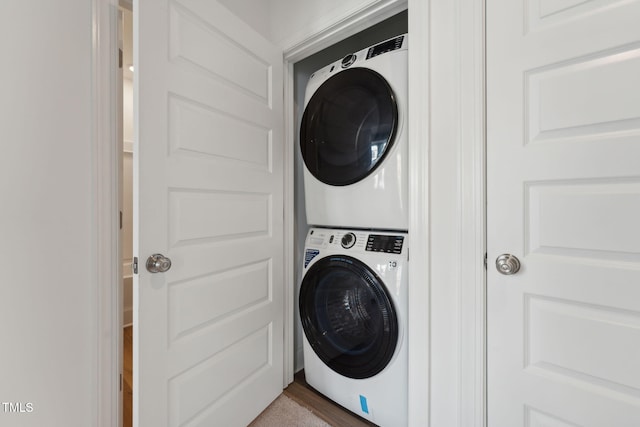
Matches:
[341,53,357,68]
[341,232,356,249]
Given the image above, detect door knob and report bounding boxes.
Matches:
[146,253,172,273]
[495,254,520,275]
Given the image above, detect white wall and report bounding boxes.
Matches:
[0,1,97,426]
[217,0,400,51]
[268,0,381,48]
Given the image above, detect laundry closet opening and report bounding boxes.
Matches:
[293,11,408,418]
[292,9,408,374]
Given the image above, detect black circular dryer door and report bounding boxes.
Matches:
[299,255,398,379]
[300,68,398,186]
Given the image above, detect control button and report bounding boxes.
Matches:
[341,232,356,249]
[341,54,357,68]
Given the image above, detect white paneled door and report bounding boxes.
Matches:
[487,0,640,426]
[134,0,284,426]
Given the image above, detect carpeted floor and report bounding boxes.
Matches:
[249,394,332,427]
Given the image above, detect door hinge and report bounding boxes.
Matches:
[119,48,123,69]
[484,252,488,269]
[119,210,123,230]
[133,257,139,274]
[120,373,123,392]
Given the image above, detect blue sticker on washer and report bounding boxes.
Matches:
[359,395,369,414]
[304,249,320,268]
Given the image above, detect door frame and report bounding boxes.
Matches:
[402,0,486,425]
[93,0,122,426]
[281,0,412,389]
[93,0,487,426]
[282,0,486,425]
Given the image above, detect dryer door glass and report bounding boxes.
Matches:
[300,68,398,186]
[299,255,398,379]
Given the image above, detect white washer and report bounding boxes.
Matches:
[299,227,408,427]
[300,34,408,231]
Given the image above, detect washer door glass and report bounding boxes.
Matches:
[299,255,398,379]
[300,68,398,186]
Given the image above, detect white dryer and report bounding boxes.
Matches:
[300,34,408,231]
[299,227,408,427]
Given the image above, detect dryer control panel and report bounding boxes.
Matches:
[366,35,405,60]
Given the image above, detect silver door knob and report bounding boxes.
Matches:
[495,254,520,275]
[146,253,172,273]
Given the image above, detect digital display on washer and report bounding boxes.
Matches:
[366,234,404,254]
[366,35,404,60]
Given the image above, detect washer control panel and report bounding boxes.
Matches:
[366,234,404,254]
[307,228,406,255]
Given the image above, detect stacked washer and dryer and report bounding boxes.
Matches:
[298,34,409,427]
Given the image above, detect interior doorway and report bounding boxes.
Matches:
[119,3,134,427]
[110,1,420,425]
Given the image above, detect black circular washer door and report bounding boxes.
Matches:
[300,68,398,186]
[299,255,398,379]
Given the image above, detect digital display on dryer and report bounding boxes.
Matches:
[366,235,404,254]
